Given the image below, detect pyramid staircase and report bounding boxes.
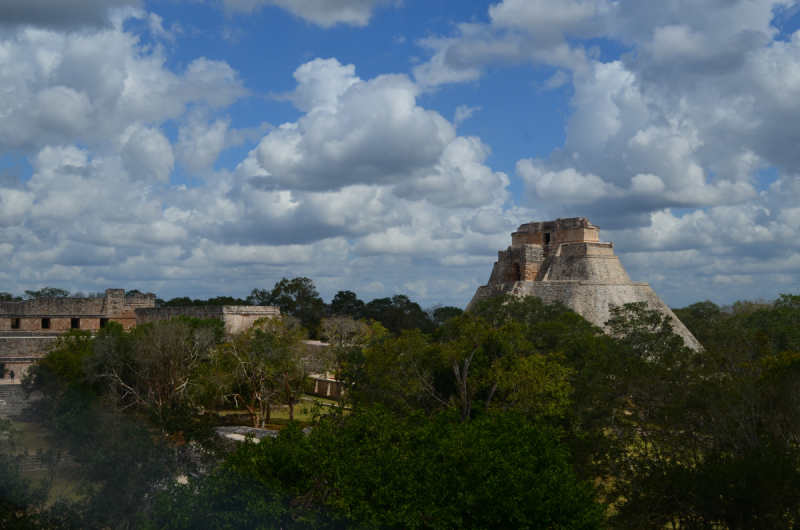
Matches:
[0,385,40,420]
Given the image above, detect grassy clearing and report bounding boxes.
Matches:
[216,405,315,429]
[302,395,339,406]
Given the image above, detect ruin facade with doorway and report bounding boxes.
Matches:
[469,217,702,350]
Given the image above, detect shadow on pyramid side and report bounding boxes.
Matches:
[468,217,702,351]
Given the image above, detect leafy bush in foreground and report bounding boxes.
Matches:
[143,407,604,530]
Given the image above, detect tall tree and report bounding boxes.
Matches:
[245,287,271,306]
[470,293,572,329]
[355,329,446,415]
[250,278,327,338]
[330,290,365,318]
[88,319,217,414]
[363,294,433,335]
[23,287,70,299]
[319,315,374,404]
[0,292,21,301]
[437,312,494,421]
[605,301,692,360]
[225,318,297,427]
[426,303,464,327]
[228,316,319,422]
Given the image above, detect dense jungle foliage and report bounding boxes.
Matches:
[3,279,800,529]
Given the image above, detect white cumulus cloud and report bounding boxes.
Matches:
[221,0,395,27]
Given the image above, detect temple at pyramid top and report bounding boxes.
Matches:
[512,217,599,246]
[469,217,701,350]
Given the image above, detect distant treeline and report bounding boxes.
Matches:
[157,277,463,339]
[3,278,464,340]
[4,290,800,529]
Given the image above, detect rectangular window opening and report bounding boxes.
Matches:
[71,318,80,329]
[10,318,20,329]
[544,233,551,245]
[100,318,109,328]
[41,318,50,330]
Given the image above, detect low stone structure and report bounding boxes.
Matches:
[0,289,155,332]
[215,426,280,442]
[135,305,281,335]
[0,289,156,379]
[0,288,281,380]
[469,218,702,350]
[0,384,41,419]
[306,372,345,400]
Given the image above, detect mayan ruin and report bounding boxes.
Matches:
[135,305,282,334]
[0,289,157,379]
[469,217,702,350]
[0,290,282,379]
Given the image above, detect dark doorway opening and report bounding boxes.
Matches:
[10,318,20,329]
[544,233,551,245]
[510,262,521,281]
[100,318,109,328]
[41,318,50,329]
[0,363,5,378]
[71,318,80,329]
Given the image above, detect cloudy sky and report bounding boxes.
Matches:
[1,0,799,308]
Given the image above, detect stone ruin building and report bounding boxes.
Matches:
[0,289,157,380]
[469,217,701,350]
[0,289,282,380]
[135,305,281,335]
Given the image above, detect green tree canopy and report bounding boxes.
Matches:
[23,287,70,299]
[363,294,433,335]
[224,316,310,426]
[249,277,327,338]
[329,289,365,318]
[144,407,606,530]
[426,303,464,327]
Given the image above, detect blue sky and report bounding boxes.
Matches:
[1,0,800,309]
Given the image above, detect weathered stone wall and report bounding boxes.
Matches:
[0,297,105,316]
[223,307,282,334]
[0,386,42,419]
[489,244,545,283]
[0,289,156,370]
[308,377,344,399]
[544,255,631,283]
[0,317,138,332]
[135,306,228,325]
[0,334,57,358]
[0,294,278,378]
[0,289,156,317]
[558,242,614,256]
[0,333,59,379]
[135,306,281,335]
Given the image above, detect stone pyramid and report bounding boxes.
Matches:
[468,217,701,350]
